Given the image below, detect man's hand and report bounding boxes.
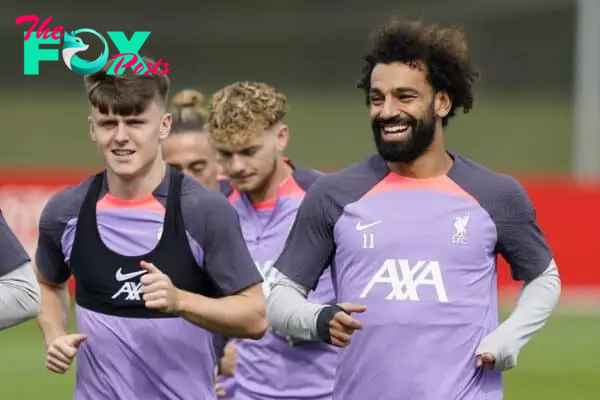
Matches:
[215,366,226,397]
[476,353,496,369]
[220,341,236,377]
[46,333,87,374]
[329,302,366,347]
[140,261,179,313]
[476,330,518,371]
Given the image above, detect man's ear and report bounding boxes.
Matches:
[275,123,289,154]
[435,91,452,119]
[160,113,172,140]
[88,116,96,143]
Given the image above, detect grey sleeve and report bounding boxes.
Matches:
[267,275,326,341]
[0,212,31,276]
[0,262,41,330]
[477,260,561,370]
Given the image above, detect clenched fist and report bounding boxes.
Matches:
[46,333,87,374]
[139,261,179,313]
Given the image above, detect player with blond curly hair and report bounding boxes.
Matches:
[209,81,338,400]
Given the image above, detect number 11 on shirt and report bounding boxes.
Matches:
[362,233,375,249]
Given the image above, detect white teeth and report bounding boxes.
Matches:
[382,124,409,134]
[112,150,135,156]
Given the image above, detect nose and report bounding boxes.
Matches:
[229,154,246,175]
[113,122,129,143]
[379,97,399,120]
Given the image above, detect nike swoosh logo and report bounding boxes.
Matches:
[115,268,147,282]
[356,221,382,231]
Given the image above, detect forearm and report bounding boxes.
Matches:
[0,262,41,330]
[37,282,71,346]
[479,260,561,370]
[266,276,327,341]
[500,260,561,349]
[176,289,266,339]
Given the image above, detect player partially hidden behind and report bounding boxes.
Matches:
[0,212,40,330]
[34,57,266,400]
[209,81,338,400]
[161,87,234,397]
[267,20,561,400]
[162,89,222,191]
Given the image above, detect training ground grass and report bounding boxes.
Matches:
[0,310,598,400]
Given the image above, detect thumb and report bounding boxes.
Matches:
[66,333,87,347]
[338,302,367,314]
[482,353,496,364]
[476,352,496,368]
[140,260,160,273]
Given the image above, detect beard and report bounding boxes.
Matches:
[371,102,436,163]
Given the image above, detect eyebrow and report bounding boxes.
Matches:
[217,144,260,154]
[123,116,148,122]
[95,117,118,124]
[369,87,420,96]
[95,116,147,123]
[392,87,420,96]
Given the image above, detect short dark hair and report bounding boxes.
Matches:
[357,19,480,126]
[83,57,170,115]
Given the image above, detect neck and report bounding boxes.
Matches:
[386,130,453,179]
[247,159,293,204]
[106,158,167,200]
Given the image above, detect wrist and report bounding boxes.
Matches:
[174,289,189,314]
[316,305,344,343]
[44,328,66,347]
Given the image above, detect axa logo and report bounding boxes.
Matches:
[112,267,146,301]
[360,259,449,303]
[15,15,171,75]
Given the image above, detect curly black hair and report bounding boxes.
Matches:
[357,19,480,126]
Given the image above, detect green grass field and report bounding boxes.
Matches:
[1,310,598,399]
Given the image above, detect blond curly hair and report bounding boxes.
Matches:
[209,81,288,149]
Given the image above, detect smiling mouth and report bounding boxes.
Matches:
[380,122,411,140]
[111,149,136,157]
